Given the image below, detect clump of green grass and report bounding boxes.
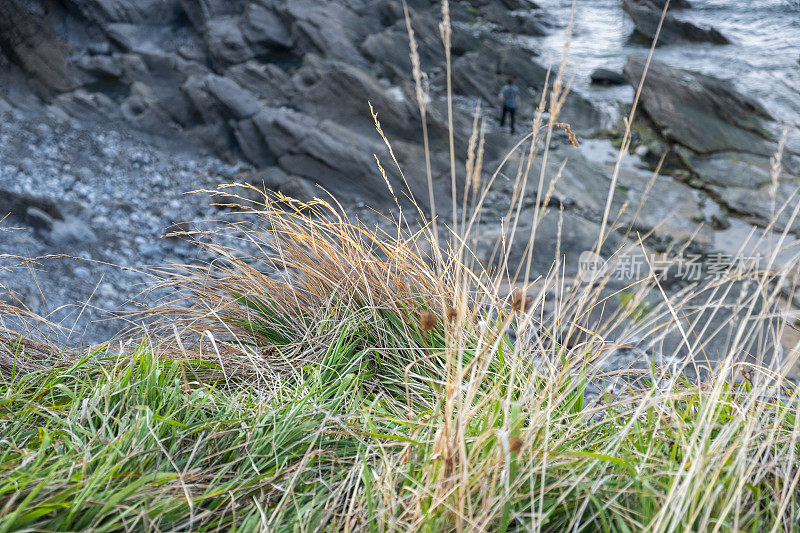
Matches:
[1,322,798,531]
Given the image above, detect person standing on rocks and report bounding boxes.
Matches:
[498,77,521,135]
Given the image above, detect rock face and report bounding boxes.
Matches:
[622,0,729,46]
[0,0,79,93]
[623,57,774,155]
[0,0,604,211]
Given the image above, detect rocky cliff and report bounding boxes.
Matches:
[0,0,566,208]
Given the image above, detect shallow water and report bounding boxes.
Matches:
[528,0,800,263]
[532,0,800,133]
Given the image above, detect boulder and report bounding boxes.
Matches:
[622,0,729,46]
[120,82,175,131]
[709,184,800,235]
[246,106,451,208]
[239,167,289,191]
[24,206,55,232]
[590,68,627,86]
[623,57,774,155]
[240,2,293,54]
[0,189,96,245]
[282,0,368,65]
[204,16,254,66]
[560,93,608,136]
[480,3,548,36]
[70,0,183,26]
[617,169,713,247]
[680,151,773,189]
[517,144,621,215]
[233,117,277,168]
[203,75,260,120]
[182,73,261,130]
[643,0,692,8]
[359,11,441,81]
[48,217,98,246]
[75,54,124,80]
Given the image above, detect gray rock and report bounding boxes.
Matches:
[104,23,140,51]
[53,90,119,121]
[560,93,608,136]
[34,122,52,138]
[480,3,548,36]
[0,189,64,221]
[619,170,713,246]
[642,0,692,9]
[120,82,174,131]
[48,217,98,246]
[140,245,164,260]
[225,61,291,103]
[240,2,293,53]
[280,175,317,203]
[681,151,773,189]
[622,0,729,46]
[25,206,55,232]
[76,167,94,182]
[624,57,774,155]
[75,54,124,80]
[476,209,623,278]
[710,183,800,235]
[359,8,442,80]
[291,57,415,138]
[204,16,254,66]
[282,0,367,65]
[73,266,92,279]
[203,75,261,120]
[252,107,381,198]
[233,117,276,168]
[452,45,549,103]
[523,144,618,213]
[238,167,289,190]
[0,0,78,92]
[590,68,627,86]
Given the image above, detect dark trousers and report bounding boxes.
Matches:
[500,106,516,134]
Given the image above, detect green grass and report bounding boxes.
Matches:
[2,324,798,531]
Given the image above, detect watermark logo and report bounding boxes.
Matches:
[577,251,772,283]
[578,250,608,282]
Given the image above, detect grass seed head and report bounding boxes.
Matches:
[509,436,524,454]
[510,289,533,314]
[419,311,438,332]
